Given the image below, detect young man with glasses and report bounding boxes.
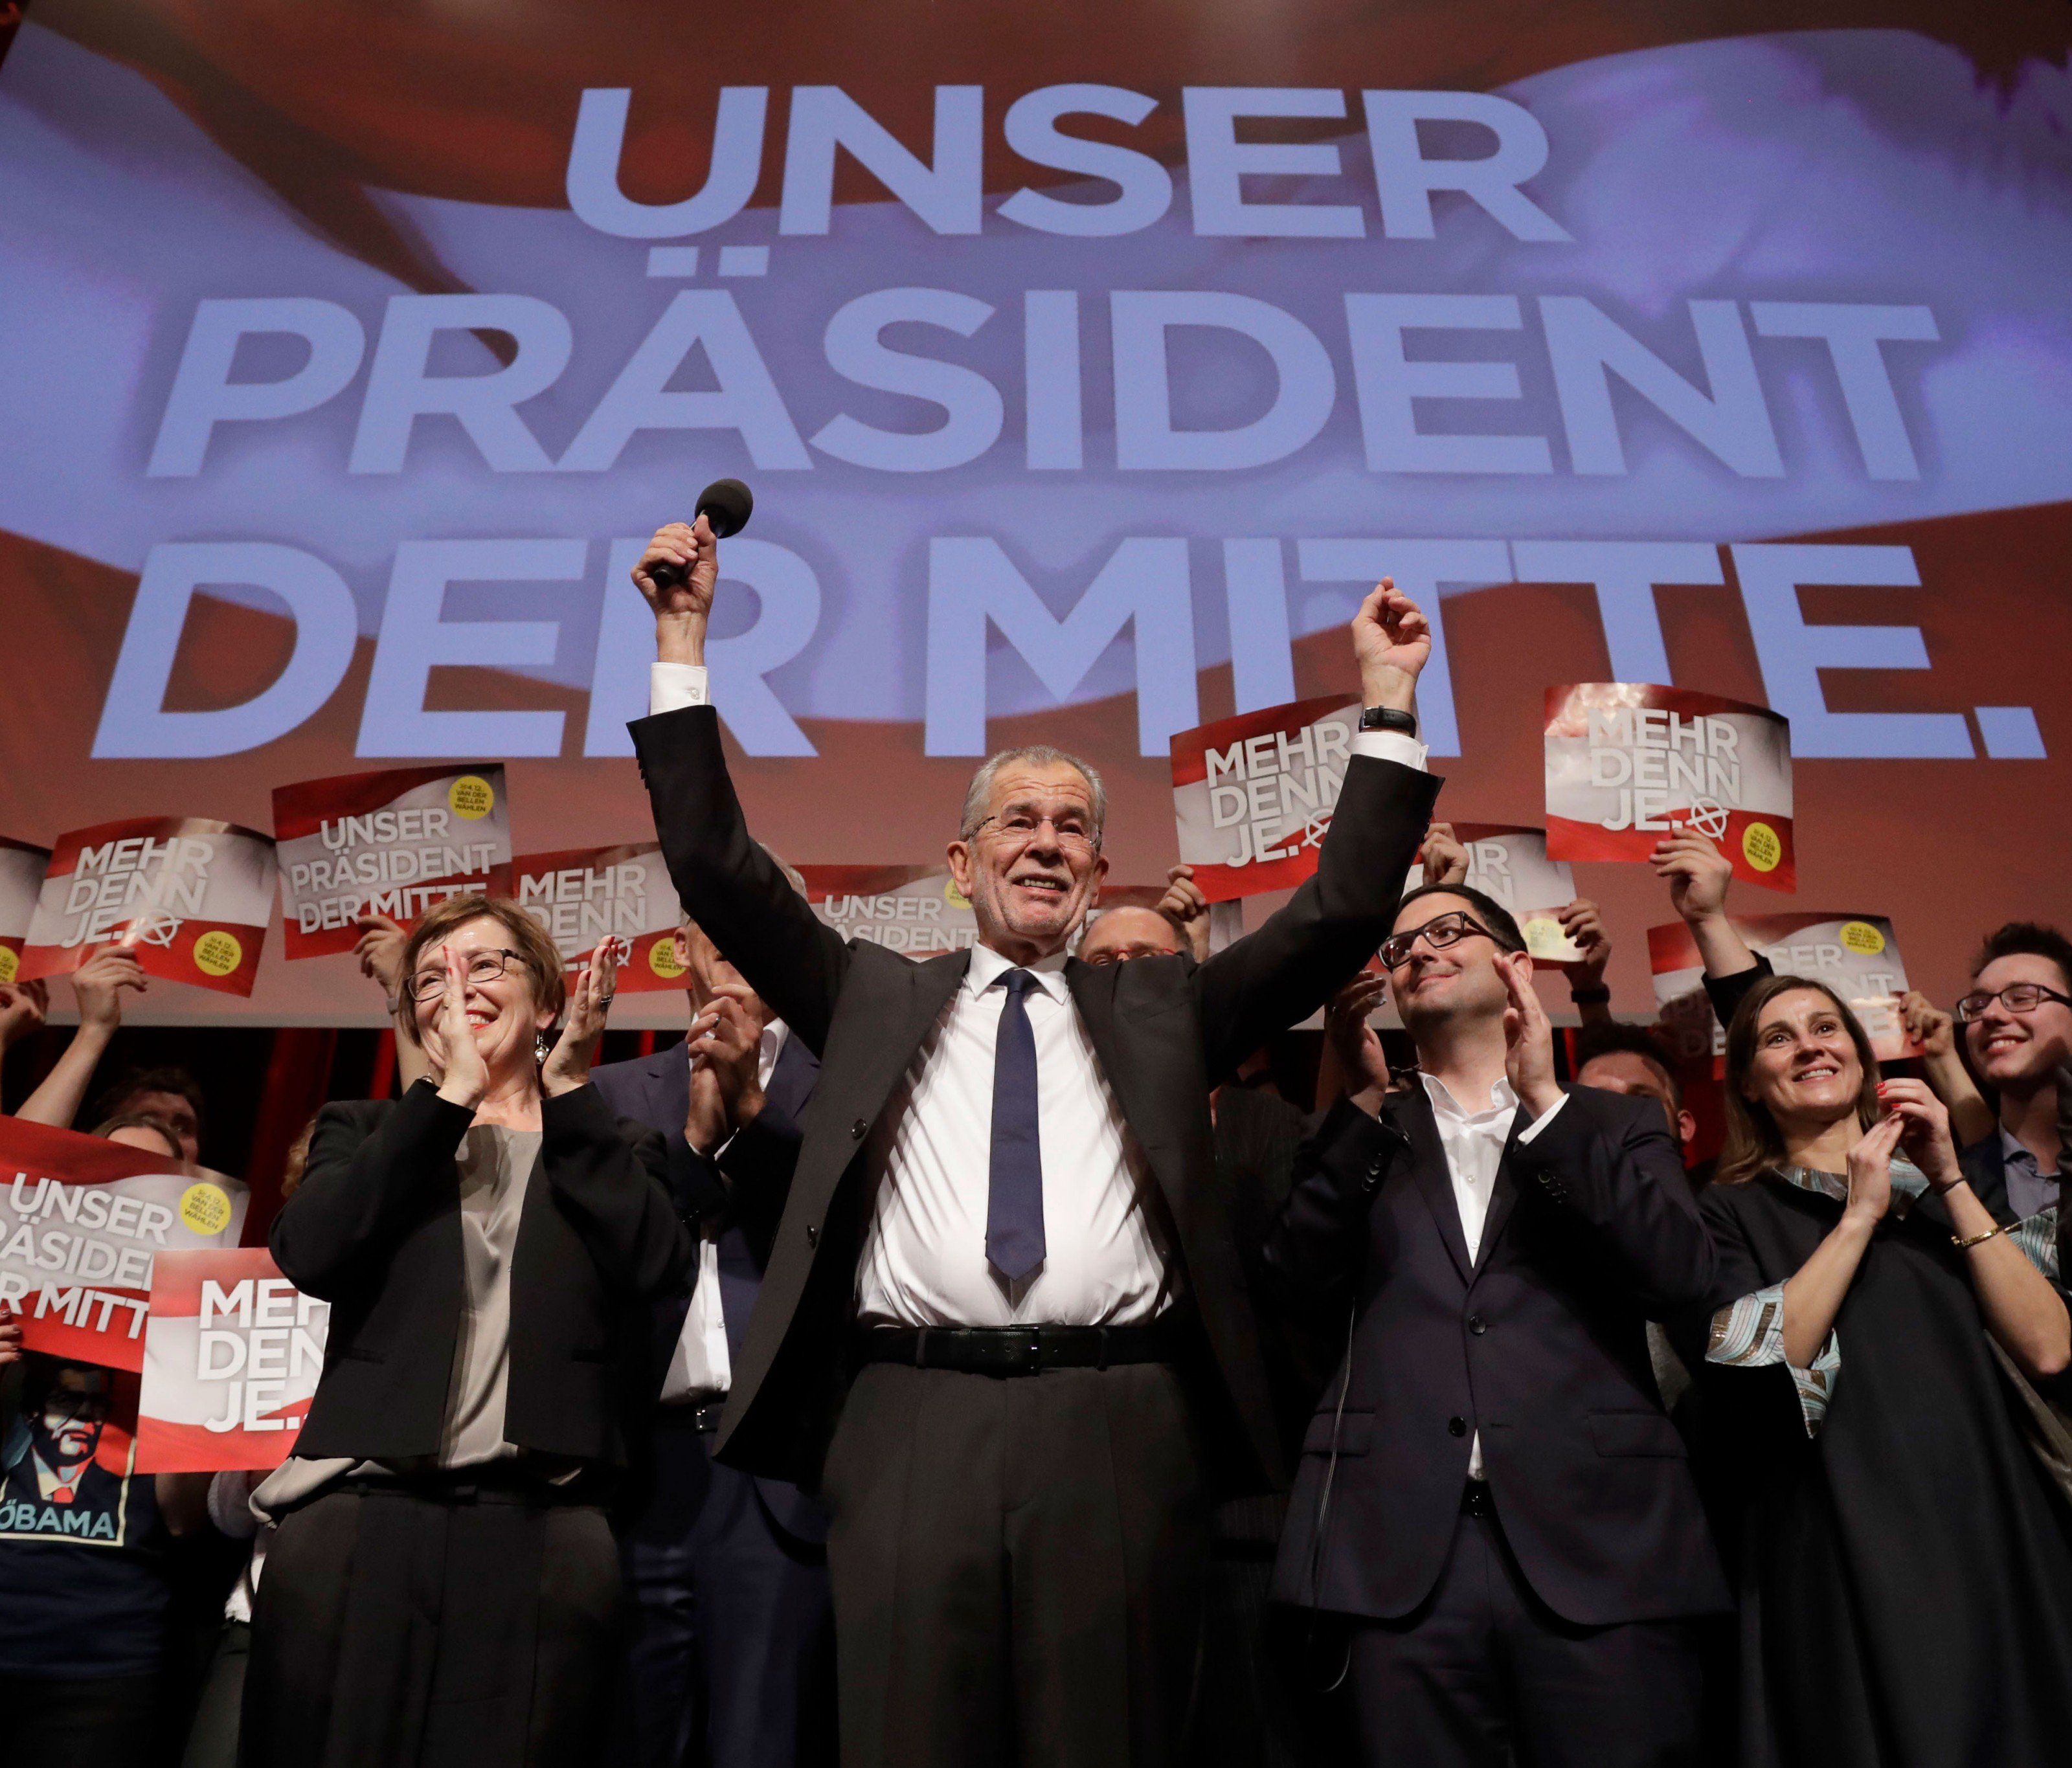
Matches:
[1267,881,1726,1768]
[624,518,1440,1768]
[1954,923,2072,1235]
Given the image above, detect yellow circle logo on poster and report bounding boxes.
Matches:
[944,879,970,909]
[648,937,685,979]
[1840,920,1886,956]
[0,946,17,985]
[179,1183,233,1236]
[1741,822,1782,873]
[448,774,495,820]
[193,931,243,977]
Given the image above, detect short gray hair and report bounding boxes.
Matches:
[960,746,1107,844]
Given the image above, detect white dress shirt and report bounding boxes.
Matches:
[855,943,1171,1326]
[647,659,1430,1326]
[660,1018,787,1404]
[1418,1071,1567,1478]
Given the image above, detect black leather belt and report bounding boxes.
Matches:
[855,1321,1180,1377]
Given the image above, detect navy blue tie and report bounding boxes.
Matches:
[986,968,1046,1282]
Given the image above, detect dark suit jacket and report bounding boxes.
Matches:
[274,1080,692,1468]
[1267,1085,1729,1627]
[630,702,1441,1494]
[591,1031,828,1541]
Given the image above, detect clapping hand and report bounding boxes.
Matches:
[1843,1112,1903,1224]
[542,937,625,1097]
[684,985,767,1154]
[1875,1077,1961,1192]
[1325,970,1392,1106]
[426,945,491,1108]
[353,913,409,1007]
[1498,953,1562,1118]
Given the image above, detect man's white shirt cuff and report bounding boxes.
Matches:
[650,662,710,716]
[1351,730,1427,771]
[1516,1093,1570,1142]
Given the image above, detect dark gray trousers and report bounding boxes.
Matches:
[821,1361,1210,1768]
[242,1486,624,1768]
[1348,1500,1703,1768]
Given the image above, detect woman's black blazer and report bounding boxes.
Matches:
[273,1079,693,1467]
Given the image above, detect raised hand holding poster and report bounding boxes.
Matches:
[1406,823,1583,964]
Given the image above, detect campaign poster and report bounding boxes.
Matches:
[798,864,978,955]
[1406,823,1583,964]
[135,1248,329,1473]
[17,816,276,996]
[1546,685,1795,891]
[1,1359,152,1553]
[1172,696,1362,902]
[1649,913,1919,1067]
[0,1116,249,1372]
[274,765,513,957]
[515,842,684,990]
[0,835,48,983]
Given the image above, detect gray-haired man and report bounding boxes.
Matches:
[625,516,1441,1768]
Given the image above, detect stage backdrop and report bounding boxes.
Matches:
[1,2,2069,1026]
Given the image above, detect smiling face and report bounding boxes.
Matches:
[1385,891,1513,1037]
[407,914,555,1086]
[1743,986,1864,1132]
[947,759,1108,961]
[1964,952,2072,1093]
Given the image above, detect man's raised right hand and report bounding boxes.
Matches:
[633,516,720,664]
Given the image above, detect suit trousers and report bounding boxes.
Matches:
[622,1407,836,1768]
[821,1360,1210,1768]
[242,1484,624,1768]
[1346,1490,1702,1768]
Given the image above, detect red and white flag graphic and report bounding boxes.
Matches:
[18,817,276,996]
[1546,685,1795,891]
[0,1117,249,1372]
[274,766,513,958]
[516,843,685,991]
[1649,913,1919,1069]
[135,1249,329,1473]
[1172,696,1362,902]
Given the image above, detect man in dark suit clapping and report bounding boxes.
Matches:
[1268,883,1728,1767]
[591,912,833,1768]
[622,513,1441,1768]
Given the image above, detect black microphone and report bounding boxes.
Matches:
[649,478,754,590]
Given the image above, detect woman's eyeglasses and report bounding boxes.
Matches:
[407,948,530,1003]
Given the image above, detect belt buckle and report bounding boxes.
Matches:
[1004,1328,1044,1374]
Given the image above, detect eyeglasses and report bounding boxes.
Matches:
[1379,910,1500,972]
[407,948,530,1003]
[967,811,1101,856]
[1954,983,2072,1024]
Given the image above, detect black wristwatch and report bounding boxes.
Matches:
[1568,984,1612,1005]
[1357,705,1418,737]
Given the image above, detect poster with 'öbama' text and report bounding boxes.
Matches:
[0,1115,249,1372]
[274,766,512,958]
[17,817,276,996]
[1546,685,1795,891]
